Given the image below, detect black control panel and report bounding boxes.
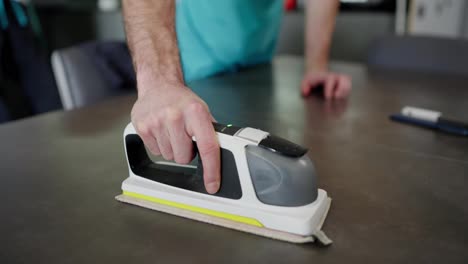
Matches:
[213,122,308,157]
[212,123,242,136]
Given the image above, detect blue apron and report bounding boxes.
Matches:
[176,0,283,82]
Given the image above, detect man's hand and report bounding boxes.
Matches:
[131,82,221,194]
[303,0,351,99]
[123,1,220,194]
[301,71,351,99]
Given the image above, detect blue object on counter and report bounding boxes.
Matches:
[390,114,468,136]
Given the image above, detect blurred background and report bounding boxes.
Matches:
[1,0,467,123]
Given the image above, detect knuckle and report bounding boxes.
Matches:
[150,116,163,131]
[187,101,208,116]
[135,122,150,137]
[166,109,183,125]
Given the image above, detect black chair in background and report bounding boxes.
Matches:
[367,35,468,76]
[0,100,9,123]
[51,41,136,110]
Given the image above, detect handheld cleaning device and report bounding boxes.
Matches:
[116,123,332,244]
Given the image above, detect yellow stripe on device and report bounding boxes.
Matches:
[122,191,264,227]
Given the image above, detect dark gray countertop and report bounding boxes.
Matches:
[1,56,467,263]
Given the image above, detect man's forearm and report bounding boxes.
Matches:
[304,0,339,72]
[122,0,184,95]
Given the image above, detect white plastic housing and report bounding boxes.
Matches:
[121,123,330,236]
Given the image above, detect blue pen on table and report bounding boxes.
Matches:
[390,106,468,136]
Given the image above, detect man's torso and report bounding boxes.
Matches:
[176,0,283,82]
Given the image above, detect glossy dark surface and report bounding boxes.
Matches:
[1,56,467,263]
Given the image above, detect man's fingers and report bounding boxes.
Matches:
[301,73,327,96]
[333,76,343,98]
[137,124,161,155]
[153,121,174,161]
[341,75,352,97]
[324,75,337,99]
[302,72,352,99]
[186,103,220,194]
[334,75,352,98]
[166,111,194,164]
[146,137,161,156]
[301,77,312,96]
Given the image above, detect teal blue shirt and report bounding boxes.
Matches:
[176,0,283,82]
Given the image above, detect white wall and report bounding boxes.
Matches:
[463,2,468,38]
[408,0,465,38]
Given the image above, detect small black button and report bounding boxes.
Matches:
[258,135,308,157]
